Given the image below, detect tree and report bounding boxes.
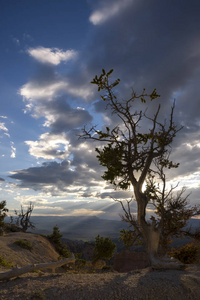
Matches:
[118,163,200,255]
[150,164,200,253]
[93,235,116,263]
[48,225,71,258]
[81,69,187,267]
[0,200,8,235]
[15,202,35,232]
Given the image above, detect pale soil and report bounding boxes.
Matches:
[0,265,200,299]
[0,232,59,267]
[0,233,200,299]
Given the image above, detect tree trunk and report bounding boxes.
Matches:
[134,188,185,270]
[0,254,75,281]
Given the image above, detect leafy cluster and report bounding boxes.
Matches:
[93,235,116,263]
[170,242,200,264]
[83,69,181,192]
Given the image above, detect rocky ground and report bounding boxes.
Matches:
[0,232,200,299]
[0,265,200,299]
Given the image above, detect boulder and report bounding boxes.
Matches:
[113,250,149,272]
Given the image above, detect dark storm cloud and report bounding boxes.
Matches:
[9,157,104,193]
[36,96,93,132]
[85,0,200,186]
[86,0,200,98]
[9,161,76,187]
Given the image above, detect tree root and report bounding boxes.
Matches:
[151,256,186,270]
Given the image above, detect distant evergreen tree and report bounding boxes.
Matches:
[93,235,116,263]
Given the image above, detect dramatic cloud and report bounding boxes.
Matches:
[6,0,200,213]
[9,161,77,191]
[9,151,105,196]
[28,47,77,65]
[0,177,5,181]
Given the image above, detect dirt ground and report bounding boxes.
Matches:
[1,232,200,299]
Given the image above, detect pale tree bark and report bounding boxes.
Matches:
[0,254,75,281]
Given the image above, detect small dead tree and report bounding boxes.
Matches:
[15,202,35,232]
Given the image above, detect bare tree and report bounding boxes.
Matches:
[81,69,189,268]
[15,202,35,232]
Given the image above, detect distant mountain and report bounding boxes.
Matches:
[5,215,200,242]
[28,216,129,240]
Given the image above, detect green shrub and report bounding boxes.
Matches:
[93,235,116,263]
[170,242,200,264]
[14,239,33,251]
[0,255,12,267]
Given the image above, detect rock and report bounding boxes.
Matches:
[113,250,150,272]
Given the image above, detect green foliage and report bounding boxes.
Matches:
[93,235,116,263]
[170,242,200,264]
[0,200,8,232]
[119,229,143,249]
[0,255,12,267]
[14,239,33,250]
[48,225,70,258]
[48,225,63,244]
[88,69,179,190]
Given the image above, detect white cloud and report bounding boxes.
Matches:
[0,123,8,132]
[20,80,92,106]
[20,81,67,102]
[4,133,10,138]
[10,142,16,158]
[25,132,70,160]
[28,47,77,65]
[89,0,133,25]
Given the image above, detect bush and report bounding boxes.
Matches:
[93,235,116,263]
[14,239,33,251]
[170,242,200,264]
[0,255,12,267]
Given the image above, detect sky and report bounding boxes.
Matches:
[0,0,200,221]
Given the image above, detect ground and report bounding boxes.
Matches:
[0,232,200,299]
